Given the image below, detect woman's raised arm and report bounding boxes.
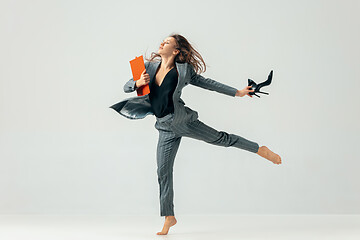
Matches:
[188,65,237,97]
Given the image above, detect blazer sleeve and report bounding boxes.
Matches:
[188,65,238,97]
[123,61,150,93]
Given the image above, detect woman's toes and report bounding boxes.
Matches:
[275,155,281,164]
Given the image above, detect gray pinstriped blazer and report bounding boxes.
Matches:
[109,60,238,126]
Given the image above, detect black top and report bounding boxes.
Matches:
[149,67,178,118]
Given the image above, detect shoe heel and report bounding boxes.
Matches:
[258,91,269,95]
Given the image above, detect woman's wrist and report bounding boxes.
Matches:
[235,90,243,97]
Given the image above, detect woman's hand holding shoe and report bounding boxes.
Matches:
[235,86,254,97]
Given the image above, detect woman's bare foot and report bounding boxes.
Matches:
[257,146,282,164]
[156,215,177,235]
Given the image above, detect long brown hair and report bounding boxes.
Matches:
[144,33,207,74]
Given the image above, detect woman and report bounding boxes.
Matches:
[110,33,282,235]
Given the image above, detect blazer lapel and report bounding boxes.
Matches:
[148,61,187,88]
[149,61,161,88]
[175,62,187,87]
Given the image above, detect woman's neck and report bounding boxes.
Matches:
[160,57,175,71]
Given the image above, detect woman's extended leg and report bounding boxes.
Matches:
[171,119,281,164]
[172,119,260,153]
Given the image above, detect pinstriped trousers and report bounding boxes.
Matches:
[154,112,260,216]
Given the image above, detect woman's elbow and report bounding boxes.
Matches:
[123,86,132,93]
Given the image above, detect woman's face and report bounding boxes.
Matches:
[158,37,179,56]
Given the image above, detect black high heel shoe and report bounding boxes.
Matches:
[248,70,273,98]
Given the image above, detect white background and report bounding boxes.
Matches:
[1,0,359,215]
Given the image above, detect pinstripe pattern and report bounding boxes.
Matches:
[110,60,239,122]
[155,112,259,216]
[110,60,260,217]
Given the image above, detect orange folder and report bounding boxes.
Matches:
[129,55,150,96]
